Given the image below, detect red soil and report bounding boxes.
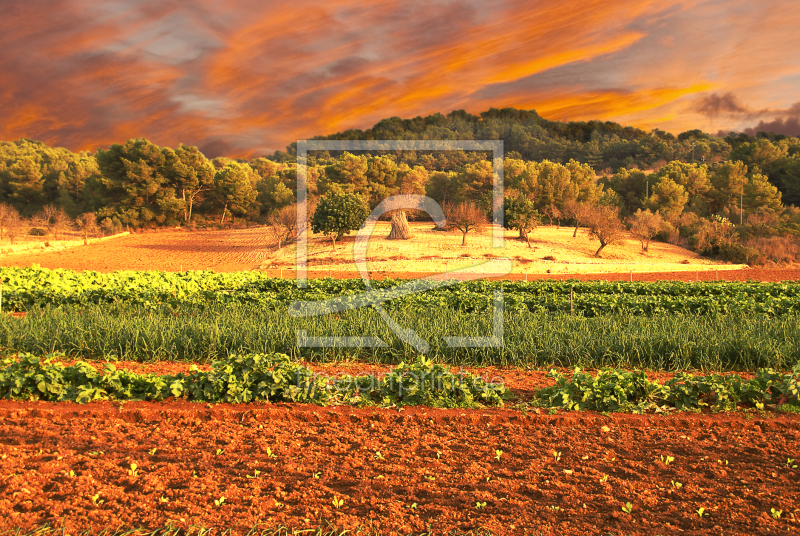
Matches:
[1,400,798,535]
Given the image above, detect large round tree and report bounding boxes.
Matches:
[311,192,369,250]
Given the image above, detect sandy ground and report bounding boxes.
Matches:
[0,223,745,275]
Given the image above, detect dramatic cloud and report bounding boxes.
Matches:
[1,0,799,156]
[693,93,751,117]
[743,103,800,137]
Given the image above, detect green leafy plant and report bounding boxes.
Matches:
[90,493,103,506]
[494,449,503,461]
[553,451,561,462]
[246,469,261,479]
[475,502,487,509]
[671,480,683,488]
[312,472,320,479]
[696,507,709,518]
[127,463,138,476]
[621,502,633,514]
[786,458,797,469]
[599,474,608,483]
[149,448,157,455]
[214,496,225,507]
[215,448,223,456]
[159,496,168,503]
[660,455,674,465]
[374,451,385,460]
[771,508,782,520]
[332,496,344,509]
[266,448,276,459]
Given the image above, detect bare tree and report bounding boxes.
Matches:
[0,204,16,241]
[443,201,487,246]
[267,205,298,249]
[37,205,72,240]
[628,209,665,252]
[562,199,590,238]
[585,204,625,257]
[76,213,100,245]
[51,208,73,240]
[4,209,27,244]
[542,203,562,226]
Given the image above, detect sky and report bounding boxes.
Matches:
[1,0,799,158]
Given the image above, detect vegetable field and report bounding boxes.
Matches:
[1,266,799,535]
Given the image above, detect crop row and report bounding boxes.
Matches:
[3,304,799,370]
[2,352,798,413]
[3,266,800,316]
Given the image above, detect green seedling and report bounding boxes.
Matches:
[88,451,104,457]
[771,508,782,520]
[717,459,728,465]
[475,501,487,509]
[409,503,418,509]
[159,496,168,503]
[192,470,198,478]
[424,475,435,482]
[246,469,261,479]
[486,476,491,482]
[90,493,103,506]
[552,451,561,462]
[215,449,223,456]
[621,502,633,514]
[660,455,674,465]
[374,451,385,460]
[436,451,442,459]
[266,448,277,458]
[786,458,797,469]
[62,470,76,477]
[599,473,609,483]
[374,474,385,479]
[127,463,138,476]
[214,496,225,507]
[149,448,157,455]
[696,507,709,518]
[671,480,683,488]
[547,505,561,511]
[332,496,344,509]
[495,450,503,461]
[312,472,320,479]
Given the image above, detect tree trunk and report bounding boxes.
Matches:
[573,225,579,238]
[331,235,337,252]
[461,231,467,246]
[387,210,412,240]
[220,204,227,225]
[594,241,607,257]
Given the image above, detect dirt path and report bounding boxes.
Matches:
[1,401,797,535]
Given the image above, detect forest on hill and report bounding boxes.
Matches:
[1,108,800,264]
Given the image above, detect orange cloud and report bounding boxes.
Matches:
[0,0,798,158]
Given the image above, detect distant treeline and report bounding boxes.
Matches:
[1,107,800,263]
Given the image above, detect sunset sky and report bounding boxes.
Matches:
[1,0,799,158]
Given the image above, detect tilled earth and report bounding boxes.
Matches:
[1,400,798,535]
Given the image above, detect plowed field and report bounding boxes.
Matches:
[1,399,798,535]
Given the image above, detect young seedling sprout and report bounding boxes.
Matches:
[475,501,487,509]
[621,502,633,514]
[771,508,782,520]
[696,507,709,518]
[214,496,226,507]
[495,449,503,461]
[660,455,674,465]
[332,496,344,509]
[671,480,683,488]
[553,451,561,462]
[787,458,797,469]
[127,463,138,476]
[266,448,276,459]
